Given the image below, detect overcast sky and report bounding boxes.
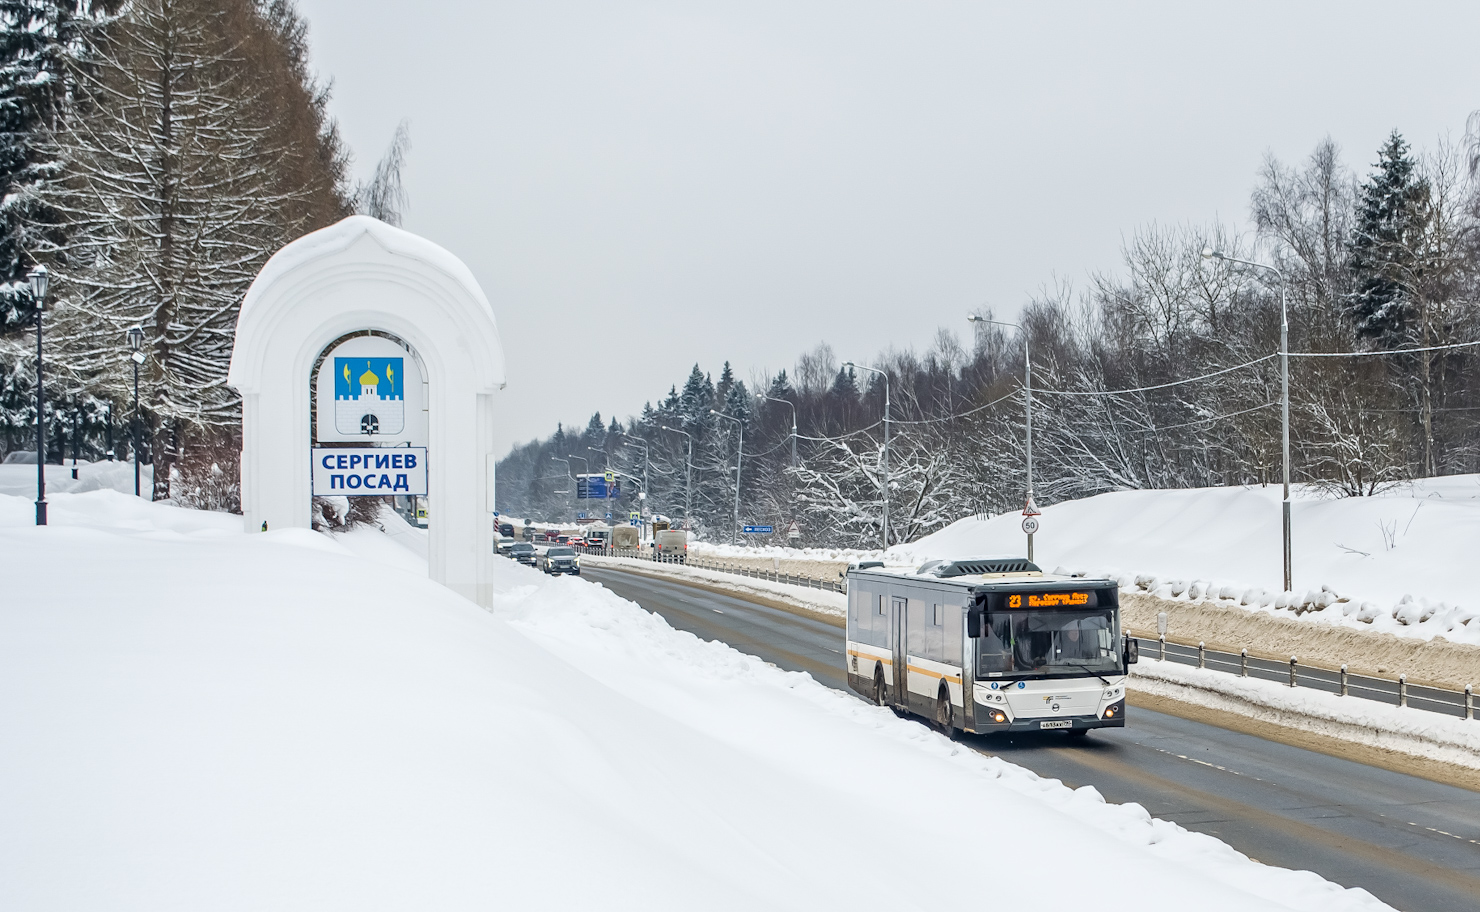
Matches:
[295,0,1480,455]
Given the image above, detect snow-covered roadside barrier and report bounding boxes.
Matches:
[582,553,846,620]
[891,477,1480,647]
[1131,662,1480,771]
[0,489,1395,911]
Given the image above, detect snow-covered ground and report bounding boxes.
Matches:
[892,477,1480,646]
[0,489,1395,911]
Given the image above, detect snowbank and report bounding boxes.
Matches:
[1131,661,1480,771]
[583,553,847,620]
[0,491,1391,911]
[893,477,1480,645]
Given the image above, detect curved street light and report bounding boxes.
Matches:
[659,425,693,528]
[710,410,743,544]
[758,394,797,467]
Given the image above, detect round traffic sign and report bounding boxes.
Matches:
[1021,516,1040,535]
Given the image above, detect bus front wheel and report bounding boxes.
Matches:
[934,685,955,737]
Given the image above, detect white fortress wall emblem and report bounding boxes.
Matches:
[335,356,405,435]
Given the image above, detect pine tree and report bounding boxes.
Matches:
[1347,131,1430,345]
[765,369,792,400]
[715,360,734,411]
[829,366,858,399]
[723,377,751,421]
[677,363,712,426]
[34,0,348,495]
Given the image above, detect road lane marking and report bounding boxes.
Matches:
[1407,821,1480,846]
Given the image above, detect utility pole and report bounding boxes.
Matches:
[128,326,145,497]
[968,314,1033,561]
[1202,248,1291,591]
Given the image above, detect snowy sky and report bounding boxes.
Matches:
[294,0,1480,456]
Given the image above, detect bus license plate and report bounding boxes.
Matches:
[1039,720,1072,730]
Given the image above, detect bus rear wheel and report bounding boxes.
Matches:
[873,666,887,706]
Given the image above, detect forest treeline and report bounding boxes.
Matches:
[497,131,1480,548]
[0,0,403,505]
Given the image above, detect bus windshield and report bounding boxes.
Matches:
[977,608,1121,679]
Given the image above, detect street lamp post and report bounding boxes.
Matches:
[619,434,650,516]
[710,410,743,544]
[568,454,589,520]
[128,326,145,497]
[550,456,572,518]
[30,265,49,525]
[759,394,797,467]
[1202,247,1291,592]
[843,362,889,549]
[968,314,1034,561]
[659,425,693,529]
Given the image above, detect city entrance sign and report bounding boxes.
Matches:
[228,216,505,606]
[312,447,427,495]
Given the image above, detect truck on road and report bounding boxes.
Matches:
[654,529,687,562]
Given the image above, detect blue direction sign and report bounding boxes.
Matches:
[742,525,774,534]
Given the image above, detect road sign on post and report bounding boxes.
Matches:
[1021,516,1039,535]
[787,520,800,540]
[1022,493,1041,516]
[743,525,774,535]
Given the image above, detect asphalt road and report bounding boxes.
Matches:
[585,566,1480,912]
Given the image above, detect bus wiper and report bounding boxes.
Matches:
[1059,661,1111,685]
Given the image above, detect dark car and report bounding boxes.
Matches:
[509,542,537,566]
[498,522,515,538]
[538,546,580,575]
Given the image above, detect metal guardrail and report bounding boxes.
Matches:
[575,545,848,594]
[1134,636,1476,721]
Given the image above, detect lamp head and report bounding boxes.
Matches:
[709,409,719,415]
[1200,247,1222,260]
[28,264,48,304]
[966,314,983,323]
[842,360,855,368]
[127,325,144,352]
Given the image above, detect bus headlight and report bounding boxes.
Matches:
[983,708,1008,724]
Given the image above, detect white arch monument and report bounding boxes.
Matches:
[228,216,506,605]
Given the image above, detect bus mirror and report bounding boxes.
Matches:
[1124,637,1139,665]
[966,606,983,638]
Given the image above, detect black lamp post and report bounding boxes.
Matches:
[30,264,48,525]
[128,326,145,497]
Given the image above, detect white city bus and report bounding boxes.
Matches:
[845,558,1138,735]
